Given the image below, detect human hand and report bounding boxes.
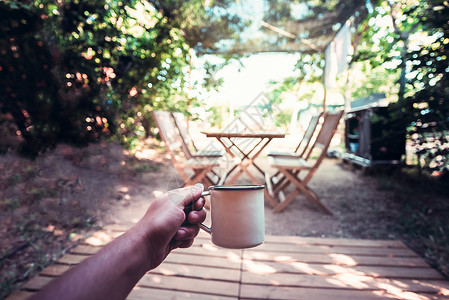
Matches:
[28,184,206,300]
[134,183,206,270]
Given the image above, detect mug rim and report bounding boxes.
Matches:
[209,184,265,191]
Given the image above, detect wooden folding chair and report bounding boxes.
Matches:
[266,110,344,214]
[152,110,221,187]
[268,112,323,158]
[266,112,323,192]
[171,112,223,159]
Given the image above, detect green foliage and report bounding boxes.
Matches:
[266,52,324,110]
[376,166,449,277]
[0,0,244,157]
[0,0,128,156]
[345,63,400,100]
[274,109,292,129]
[404,2,449,176]
[262,0,365,53]
[350,1,448,176]
[207,105,228,128]
[353,1,426,100]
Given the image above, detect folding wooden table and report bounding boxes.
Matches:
[201,131,285,206]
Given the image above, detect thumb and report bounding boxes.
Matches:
[167,183,204,209]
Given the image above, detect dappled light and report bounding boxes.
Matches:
[375,282,446,300]
[290,261,327,276]
[415,281,449,296]
[152,190,164,198]
[244,251,270,261]
[273,255,296,263]
[148,276,162,284]
[325,273,372,289]
[202,243,219,252]
[2,0,449,299]
[323,264,373,277]
[372,290,434,300]
[226,252,242,264]
[156,267,176,276]
[135,148,164,161]
[84,231,114,247]
[328,253,358,266]
[244,260,277,274]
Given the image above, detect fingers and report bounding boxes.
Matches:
[185,183,204,208]
[175,225,199,240]
[168,184,207,250]
[174,239,194,249]
[167,183,204,209]
[187,207,206,224]
[193,196,206,211]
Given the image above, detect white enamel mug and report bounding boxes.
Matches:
[200,185,265,249]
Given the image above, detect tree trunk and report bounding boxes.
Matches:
[398,39,409,102]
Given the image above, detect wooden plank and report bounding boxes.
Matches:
[243,251,429,267]
[71,240,218,257]
[70,244,101,255]
[240,285,445,300]
[40,264,71,277]
[128,286,235,300]
[152,262,240,282]
[201,131,285,139]
[241,260,444,279]
[164,252,242,270]
[278,190,286,203]
[271,156,309,169]
[253,243,418,257]
[60,245,242,268]
[191,231,211,241]
[41,255,445,282]
[4,291,35,300]
[21,276,53,291]
[40,260,241,283]
[57,253,89,265]
[81,230,122,246]
[264,235,407,248]
[103,224,131,232]
[241,272,449,294]
[174,243,242,259]
[265,172,273,196]
[10,230,448,300]
[137,273,240,297]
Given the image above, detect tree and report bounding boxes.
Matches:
[214,0,369,55]
[352,0,449,176]
[405,1,449,177]
[0,0,245,156]
[235,1,372,116]
[266,52,324,114]
[354,0,425,102]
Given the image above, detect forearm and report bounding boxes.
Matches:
[29,184,205,300]
[31,226,152,300]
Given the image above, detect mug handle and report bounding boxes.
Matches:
[199,191,211,234]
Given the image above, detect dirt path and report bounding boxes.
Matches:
[0,140,404,299]
[106,150,400,241]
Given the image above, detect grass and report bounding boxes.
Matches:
[370,165,449,278]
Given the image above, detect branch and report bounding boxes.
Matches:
[238,10,321,52]
[406,22,420,37]
[387,1,401,34]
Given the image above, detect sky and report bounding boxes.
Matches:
[188,0,303,108]
[205,0,302,107]
[206,52,301,106]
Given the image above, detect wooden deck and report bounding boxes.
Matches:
[6,225,449,300]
